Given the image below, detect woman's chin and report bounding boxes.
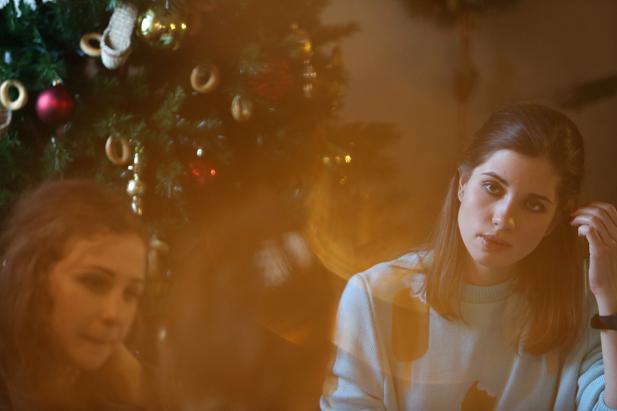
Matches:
[67,344,113,371]
[465,250,519,280]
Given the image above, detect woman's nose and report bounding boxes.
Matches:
[492,199,516,230]
[100,292,127,326]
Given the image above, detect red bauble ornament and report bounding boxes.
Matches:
[249,57,295,103]
[36,85,75,126]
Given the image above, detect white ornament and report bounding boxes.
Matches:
[0,0,55,17]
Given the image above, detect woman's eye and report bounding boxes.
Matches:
[79,274,111,294]
[124,286,143,302]
[482,181,502,195]
[526,200,546,213]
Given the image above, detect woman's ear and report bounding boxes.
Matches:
[457,169,470,202]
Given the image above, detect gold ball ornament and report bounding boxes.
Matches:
[0,80,28,111]
[129,151,145,174]
[190,64,220,94]
[105,135,132,165]
[127,178,146,197]
[288,23,313,61]
[136,7,188,51]
[231,95,254,122]
[131,196,144,216]
[127,151,145,216]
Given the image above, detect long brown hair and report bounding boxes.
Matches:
[0,179,148,408]
[425,104,585,355]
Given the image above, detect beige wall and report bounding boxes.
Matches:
[318,0,617,271]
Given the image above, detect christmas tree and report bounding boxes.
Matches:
[1,0,401,252]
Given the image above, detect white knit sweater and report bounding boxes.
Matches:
[321,253,616,411]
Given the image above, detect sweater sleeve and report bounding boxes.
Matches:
[576,332,617,411]
[320,273,388,411]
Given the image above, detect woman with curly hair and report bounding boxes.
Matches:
[0,179,149,411]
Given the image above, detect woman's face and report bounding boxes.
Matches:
[457,149,560,283]
[47,233,146,371]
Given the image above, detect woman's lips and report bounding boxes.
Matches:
[479,234,512,250]
[83,335,115,346]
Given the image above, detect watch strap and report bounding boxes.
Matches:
[591,314,617,330]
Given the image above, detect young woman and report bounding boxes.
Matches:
[0,179,150,411]
[321,104,617,410]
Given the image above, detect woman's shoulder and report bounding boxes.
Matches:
[349,250,430,302]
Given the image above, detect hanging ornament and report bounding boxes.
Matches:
[101,2,138,70]
[195,145,205,157]
[248,57,295,102]
[231,94,253,122]
[187,149,217,185]
[148,237,170,277]
[36,81,75,126]
[190,64,220,94]
[302,63,317,99]
[286,24,317,99]
[105,135,132,166]
[0,80,28,111]
[452,12,478,102]
[127,150,145,215]
[188,161,217,185]
[136,6,188,51]
[399,0,517,26]
[287,23,313,61]
[0,104,11,138]
[79,32,102,57]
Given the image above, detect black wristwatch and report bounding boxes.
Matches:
[591,314,617,330]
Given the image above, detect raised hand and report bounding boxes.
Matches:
[571,202,617,313]
[99,343,148,406]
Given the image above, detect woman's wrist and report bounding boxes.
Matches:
[594,291,617,316]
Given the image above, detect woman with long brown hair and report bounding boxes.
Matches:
[321,104,617,410]
[0,179,150,410]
